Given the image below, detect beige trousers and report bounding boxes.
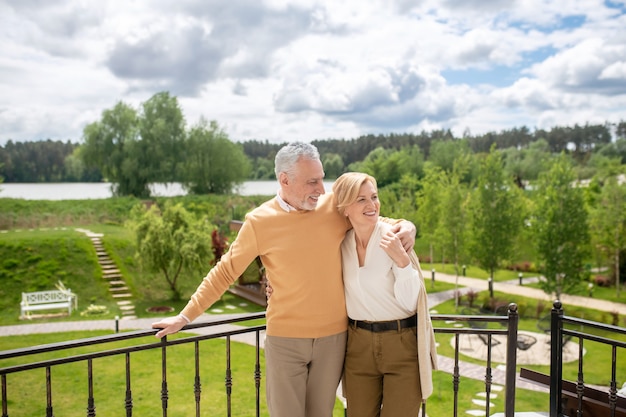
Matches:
[265,331,347,417]
[343,325,422,417]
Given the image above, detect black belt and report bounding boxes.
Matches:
[348,315,417,332]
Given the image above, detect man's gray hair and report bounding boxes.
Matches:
[274,142,320,178]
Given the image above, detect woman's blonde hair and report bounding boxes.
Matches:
[332,172,378,216]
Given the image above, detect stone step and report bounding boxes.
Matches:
[119,305,135,311]
[99,260,115,265]
[117,300,133,306]
[110,286,130,292]
[101,267,119,272]
[102,274,122,280]
[121,315,137,320]
[108,280,126,286]
[112,293,132,298]
[103,270,121,276]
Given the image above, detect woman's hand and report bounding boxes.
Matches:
[390,221,416,252]
[265,279,273,299]
[380,231,410,268]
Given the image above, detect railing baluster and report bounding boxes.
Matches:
[125,352,132,417]
[225,335,232,417]
[194,341,201,417]
[254,331,261,417]
[453,333,460,417]
[87,359,95,417]
[576,337,584,417]
[609,346,617,417]
[2,374,8,417]
[46,366,54,417]
[549,300,564,417]
[505,303,518,417]
[160,337,168,417]
[485,335,493,417]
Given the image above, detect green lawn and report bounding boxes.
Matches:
[1,222,624,416]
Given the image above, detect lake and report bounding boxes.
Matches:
[0,181,336,200]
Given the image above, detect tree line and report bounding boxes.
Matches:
[1,91,625,191]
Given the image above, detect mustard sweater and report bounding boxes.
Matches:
[181,193,350,338]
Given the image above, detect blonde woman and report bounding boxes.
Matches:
[333,172,436,417]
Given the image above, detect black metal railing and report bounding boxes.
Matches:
[1,307,521,417]
[549,300,626,417]
[0,313,267,417]
[430,303,519,417]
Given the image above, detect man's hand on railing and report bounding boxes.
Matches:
[152,315,188,339]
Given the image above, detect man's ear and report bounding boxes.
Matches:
[279,172,289,187]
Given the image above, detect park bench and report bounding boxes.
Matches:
[520,367,626,417]
[20,289,77,318]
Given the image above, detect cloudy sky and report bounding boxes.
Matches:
[1,0,625,146]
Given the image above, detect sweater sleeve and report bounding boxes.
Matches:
[180,215,261,322]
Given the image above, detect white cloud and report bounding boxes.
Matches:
[0,0,625,145]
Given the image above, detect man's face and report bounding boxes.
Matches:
[279,158,326,211]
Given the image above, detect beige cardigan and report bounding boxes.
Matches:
[410,250,438,399]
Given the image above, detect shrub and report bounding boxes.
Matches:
[80,304,109,316]
[535,301,547,319]
[465,289,479,308]
[593,275,612,287]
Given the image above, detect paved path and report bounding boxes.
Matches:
[431,271,626,315]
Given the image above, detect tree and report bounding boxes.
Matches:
[322,153,344,179]
[589,177,626,297]
[436,156,470,308]
[468,146,524,297]
[81,92,187,197]
[533,153,590,299]
[378,174,420,227]
[81,101,150,197]
[428,139,471,174]
[131,202,214,300]
[181,119,250,194]
[349,145,424,187]
[416,164,445,264]
[139,92,186,182]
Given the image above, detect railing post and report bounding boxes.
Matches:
[505,303,518,417]
[160,337,168,417]
[549,300,564,417]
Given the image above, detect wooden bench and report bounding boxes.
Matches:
[520,367,626,417]
[20,290,77,318]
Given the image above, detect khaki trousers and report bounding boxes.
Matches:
[344,325,422,417]
[265,331,347,417]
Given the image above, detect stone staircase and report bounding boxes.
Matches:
[77,229,136,319]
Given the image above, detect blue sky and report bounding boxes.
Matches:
[0,0,625,146]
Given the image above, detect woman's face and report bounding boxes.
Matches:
[344,180,380,227]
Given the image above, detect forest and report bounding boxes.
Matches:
[1,119,625,184]
[0,91,625,189]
